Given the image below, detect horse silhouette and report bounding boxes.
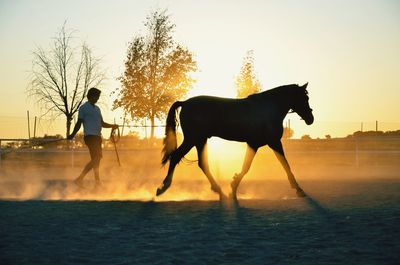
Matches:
[157,83,314,200]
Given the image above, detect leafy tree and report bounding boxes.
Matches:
[235,50,261,98]
[114,10,197,138]
[28,23,104,137]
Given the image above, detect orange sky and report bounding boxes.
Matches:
[0,0,399,139]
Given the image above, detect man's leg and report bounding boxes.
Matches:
[77,161,93,179]
[91,136,102,187]
[92,158,101,187]
[75,135,100,187]
[74,161,92,187]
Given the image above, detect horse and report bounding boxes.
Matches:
[156,83,314,200]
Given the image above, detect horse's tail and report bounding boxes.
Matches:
[162,101,184,165]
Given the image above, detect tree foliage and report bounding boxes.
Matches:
[28,22,104,137]
[235,50,261,98]
[114,10,197,138]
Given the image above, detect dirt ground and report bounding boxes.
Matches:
[0,144,398,201]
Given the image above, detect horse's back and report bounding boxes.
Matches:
[180,96,246,124]
[179,96,269,142]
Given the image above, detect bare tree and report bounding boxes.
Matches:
[114,10,197,139]
[235,50,261,98]
[28,23,105,137]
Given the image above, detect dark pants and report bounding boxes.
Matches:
[84,135,102,167]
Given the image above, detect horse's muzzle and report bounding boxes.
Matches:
[304,113,314,125]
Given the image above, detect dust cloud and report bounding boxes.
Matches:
[0,139,399,201]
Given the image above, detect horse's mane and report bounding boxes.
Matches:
[247,84,300,102]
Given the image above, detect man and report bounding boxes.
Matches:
[67,87,118,188]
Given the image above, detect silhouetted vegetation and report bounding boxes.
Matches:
[113,9,197,139]
[3,130,399,152]
[28,22,105,137]
[350,130,400,138]
[235,50,261,98]
[282,127,294,139]
[31,134,64,149]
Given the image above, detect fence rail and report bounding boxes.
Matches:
[1,114,400,139]
[1,137,400,168]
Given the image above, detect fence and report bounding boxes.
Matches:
[1,115,399,140]
[282,137,400,167]
[1,137,399,169]
[0,115,165,139]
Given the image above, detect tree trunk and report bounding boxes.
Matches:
[66,115,73,138]
[150,115,155,139]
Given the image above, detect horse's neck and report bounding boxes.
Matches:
[270,93,292,122]
[251,90,292,121]
[277,104,291,122]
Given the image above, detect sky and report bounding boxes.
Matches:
[0,0,399,139]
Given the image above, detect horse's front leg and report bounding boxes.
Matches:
[270,141,306,197]
[230,145,257,200]
[196,140,227,200]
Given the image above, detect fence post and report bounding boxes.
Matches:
[71,140,75,168]
[27,111,31,139]
[355,138,359,167]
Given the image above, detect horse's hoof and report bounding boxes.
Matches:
[229,192,238,201]
[210,185,228,201]
[156,188,164,196]
[156,182,170,196]
[232,174,241,184]
[219,192,228,201]
[296,189,307,197]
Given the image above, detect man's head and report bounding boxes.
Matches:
[87,87,101,104]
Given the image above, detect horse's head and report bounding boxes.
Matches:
[291,83,314,125]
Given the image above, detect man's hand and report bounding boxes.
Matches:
[112,124,119,130]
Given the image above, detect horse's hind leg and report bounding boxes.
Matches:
[156,140,194,196]
[196,139,227,200]
[270,141,306,197]
[230,144,258,200]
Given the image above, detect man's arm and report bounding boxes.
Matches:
[102,119,119,129]
[67,119,83,140]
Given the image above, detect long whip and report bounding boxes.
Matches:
[110,127,121,166]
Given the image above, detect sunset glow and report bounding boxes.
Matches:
[0,0,399,140]
[1,3,400,264]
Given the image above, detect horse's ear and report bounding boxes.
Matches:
[301,82,308,89]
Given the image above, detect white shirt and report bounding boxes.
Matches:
[78,101,102,136]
